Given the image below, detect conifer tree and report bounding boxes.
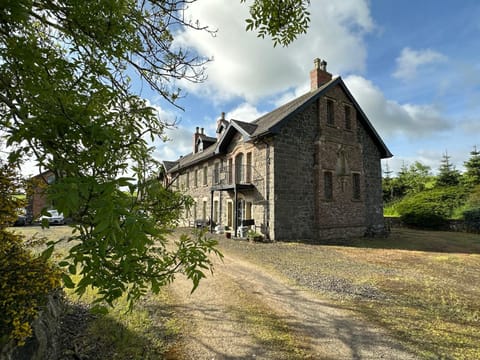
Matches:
[436,151,461,187]
[463,145,480,187]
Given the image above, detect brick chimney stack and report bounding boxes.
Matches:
[310,58,332,91]
[193,126,200,154]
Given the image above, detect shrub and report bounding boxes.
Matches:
[465,185,480,209]
[396,186,467,229]
[463,208,480,233]
[0,161,61,348]
[0,231,61,347]
[399,210,448,229]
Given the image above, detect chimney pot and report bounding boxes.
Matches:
[310,57,332,91]
[320,59,327,71]
[201,127,204,135]
[195,126,199,134]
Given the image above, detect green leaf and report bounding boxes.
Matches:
[62,274,75,289]
[68,264,77,275]
[41,245,54,261]
[90,305,109,315]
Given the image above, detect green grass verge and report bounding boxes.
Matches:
[65,277,182,359]
[13,226,182,360]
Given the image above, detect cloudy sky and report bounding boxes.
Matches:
[147,0,480,176]
[8,0,472,178]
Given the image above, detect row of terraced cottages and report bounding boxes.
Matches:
[162,59,392,241]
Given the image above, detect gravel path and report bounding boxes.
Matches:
[169,245,418,360]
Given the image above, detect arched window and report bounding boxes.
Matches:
[235,153,244,183]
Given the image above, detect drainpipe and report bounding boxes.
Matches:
[258,138,271,240]
[234,185,238,237]
[210,190,214,233]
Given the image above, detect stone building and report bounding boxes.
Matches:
[163,59,392,241]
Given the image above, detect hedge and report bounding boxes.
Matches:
[463,208,480,233]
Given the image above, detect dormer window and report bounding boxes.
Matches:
[216,113,229,139]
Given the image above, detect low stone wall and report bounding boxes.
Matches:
[385,216,477,233]
[1,291,65,360]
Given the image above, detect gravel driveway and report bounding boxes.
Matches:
[169,242,418,360]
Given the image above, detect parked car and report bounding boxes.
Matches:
[38,209,65,225]
[14,214,26,226]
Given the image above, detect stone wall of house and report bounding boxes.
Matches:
[174,133,274,239]
[359,124,386,234]
[272,83,384,241]
[251,137,275,240]
[175,157,217,227]
[314,85,368,239]
[171,82,385,241]
[273,102,318,241]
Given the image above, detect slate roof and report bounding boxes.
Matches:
[231,119,258,135]
[167,146,216,173]
[167,75,392,173]
[247,76,392,158]
[198,134,217,144]
[250,82,329,137]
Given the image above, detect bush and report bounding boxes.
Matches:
[396,186,467,229]
[0,161,61,348]
[399,210,448,229]
[0,231,61,347]
[463,208,480,233]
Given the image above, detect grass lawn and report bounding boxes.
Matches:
[334,230,480,359]
[218,228,480,359]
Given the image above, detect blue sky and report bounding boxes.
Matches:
[148,0,480,176]
[11,1,477,177]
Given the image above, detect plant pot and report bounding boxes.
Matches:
[225,232,231,239]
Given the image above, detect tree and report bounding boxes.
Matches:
[436,151,461,187]
[0,0,312,319]
[396,186,467,229]
[382,160,394,202]
[242,0,311,46]
[463,145,480,187]
[0,0,224,310]
[394,161,432,197]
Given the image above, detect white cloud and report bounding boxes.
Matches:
[386,146,471,176]
[143,101,192,161]
[460,116,480,133]
[154,126,193,161]
[226,103,265,122]
[344,75,452,139]
[393,47,447,81]
[175,0,375,103]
